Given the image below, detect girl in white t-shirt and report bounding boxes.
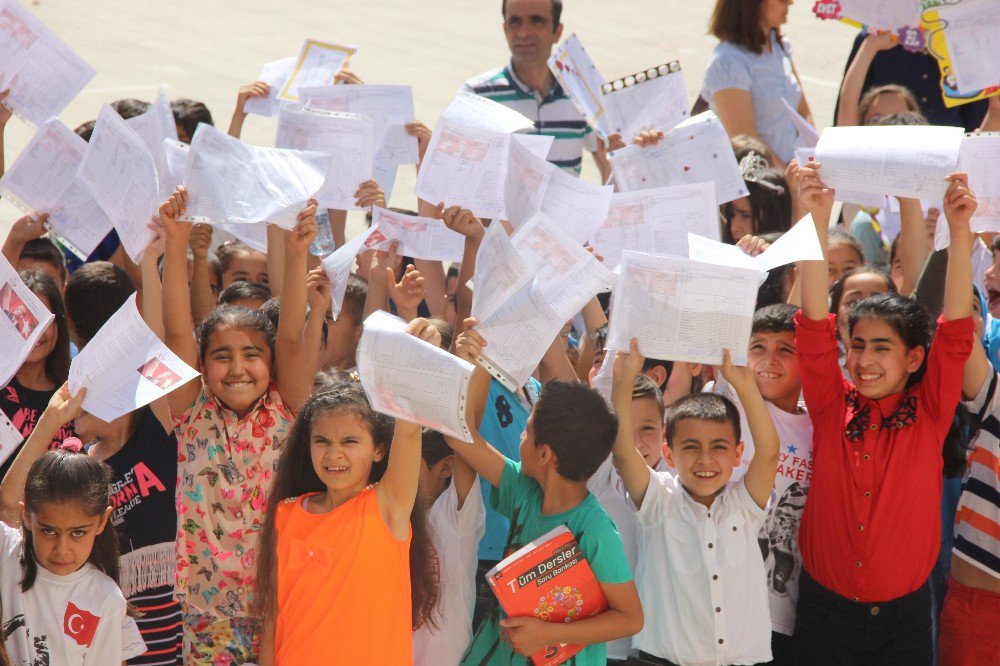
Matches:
[0,387,145,665]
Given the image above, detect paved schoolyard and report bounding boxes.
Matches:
[0,0,860,231]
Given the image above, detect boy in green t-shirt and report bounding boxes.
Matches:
[446,324,644,665]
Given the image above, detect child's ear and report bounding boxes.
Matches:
[905,346,926,374]
[688,363,703,377]
[373,443,387,463]
[735,441,746,462]
[644,365,667,390]
[436,455,455,480]
[663,445,677,469]
[95,506,113,534]
[19,502,30,528]
[538,443,555,467]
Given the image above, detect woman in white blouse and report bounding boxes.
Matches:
[702,0,813,165]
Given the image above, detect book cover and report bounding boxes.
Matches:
[487,525,608,666]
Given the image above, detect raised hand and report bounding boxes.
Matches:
[354,180,386,209]
[633,129,664,148]
[613,338,645,388]
[406,317,442,348]
[7,212,48,245]
[334,70,364,85]
[288,200,319,254]
[306,267,332,313]
[390,264,426,316]
[719,348,754,394]
[737,234,770,257]
[943,172,977,233]
[454,317,486,363]
[189,223,213,260]
[795,161,835,218]
[439,206,485,241]
[237,81,270,109]
[159,186,191,241]
[405,120,432,165]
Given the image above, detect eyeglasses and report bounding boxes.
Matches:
[602,61,682,94]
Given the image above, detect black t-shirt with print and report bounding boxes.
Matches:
[0,379,75,480]
[104,406,178,554]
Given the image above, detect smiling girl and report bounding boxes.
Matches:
[794,162,977,665]
[252,382,439,665]
[159,187,317,664]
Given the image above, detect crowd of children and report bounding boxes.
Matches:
[0,1,998,665]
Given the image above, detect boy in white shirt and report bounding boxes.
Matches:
[412,428,486,666]
[612,340,779,666]
[711,304,813,663]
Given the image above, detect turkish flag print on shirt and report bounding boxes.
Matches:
[63,601,100,647]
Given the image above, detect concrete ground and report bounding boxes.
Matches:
[0,0,862,233]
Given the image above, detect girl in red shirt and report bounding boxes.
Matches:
[791,162,977,666]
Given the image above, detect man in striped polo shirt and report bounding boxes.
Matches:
[463,0,614,180]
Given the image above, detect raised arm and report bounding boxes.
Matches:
[836,33,897,126]
[0,384,84,525]
[304,267,332,377]
[228,81,269,139]
[189,223,217,325]
[1,213,47,269]
[140,231,173,433]
[895,198,932,297]
[375,418,424,541]
[0,89,10,180]
[275,202,318,412]
[439,206,485,337]
[445,323,507,487]
[722,350,779,509]
[796,161,836,320]
[941,173,977,322]
[610,339,653,506]
[159,187,202,417]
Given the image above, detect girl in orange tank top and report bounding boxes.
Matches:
[252,382,440,665]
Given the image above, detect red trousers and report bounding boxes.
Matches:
[939,575,1000,666]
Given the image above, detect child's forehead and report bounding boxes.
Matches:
[750,329,795,344]
[30,501,101,526]
[208,325,269,347]
[672,417,737,441]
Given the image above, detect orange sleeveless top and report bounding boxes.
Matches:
[274,487,413,665]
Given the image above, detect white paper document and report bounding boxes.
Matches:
[548,33,613,138]
[824,0,921,31]
[936,1,1000,95]
[475,213,613,391]
[603,67,689,140]
[68,295,199,423]
[301,84,419,165]
[0,0,95,127]
[607,251,758,366]
[0,119,113,258]
[815,125,964,201]
[322,226,375,319]
[444,89,534,134]
[163,138,189,193]
[275,105,374,210]
[244,57,297,116]
[959,132,1000,231]
[609,111,747,204]
[0,252,55,388]
[782,98,819,149]
[126,103,174,200]
[415,116,553,219]
[687,214,824,275]
[183,124,328,229]
[504,138,612,242]
[470,221,532,323]
[217,222,268,254]
[589,183,720,270]
[364,207,465,262]
[78,105,160,262]
[278,39,356,102]
[0,410,23,469]
[155,88,179,142]
[357,310,474,441]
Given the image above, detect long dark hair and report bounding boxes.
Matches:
[18,269,71,385]
[253,385,440,629]
[21,451,119,591]
[848,293,932,387]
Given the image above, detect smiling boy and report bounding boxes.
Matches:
[712,303,813,663]
[612,340,779,665]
